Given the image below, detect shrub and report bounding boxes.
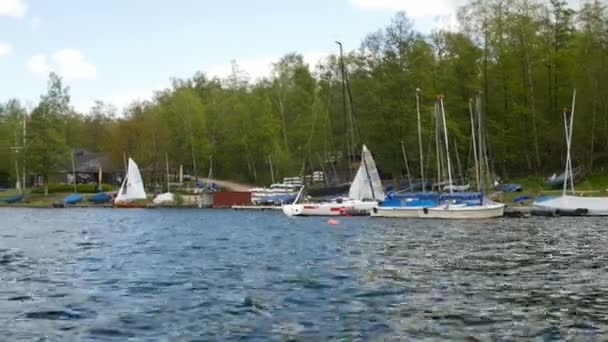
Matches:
[30,183,116,194]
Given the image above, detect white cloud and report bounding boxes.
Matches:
[26,49,97,80]
[352,0,466,17]
[52,49,96,79]
[0,0,27,19]
[74,87,162,114]
[0,42,12,56]
[206,51,330,81]
[26,54,50,73]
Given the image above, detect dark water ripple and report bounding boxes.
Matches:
[1,209,608,340]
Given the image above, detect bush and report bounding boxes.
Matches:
[30,183,116,194]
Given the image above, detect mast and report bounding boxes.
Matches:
[22,113,26,191]
[400,141,413,189]
[268,155,275,184]
[123,152,127,176]
[14,159,20,191]
[434,102,442,192]
[563,89,576,195]
[191,143,198,181]
[336,41,353,181]
[208,155,213,181]
[71,150,77,193]
[416,88,425,192]
[454,139,464,186]
[439,96,454,194]
[165,152,170,193]
[477,94,485,194]
[469,98,480,191]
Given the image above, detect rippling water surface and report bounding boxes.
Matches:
[1,208,607,340]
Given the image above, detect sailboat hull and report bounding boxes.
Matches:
[114,201,148,208]
[282,200,377,217]
[370,206,420,218]
[418,203,505,219]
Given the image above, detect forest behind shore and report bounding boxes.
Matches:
[1,0,607,187]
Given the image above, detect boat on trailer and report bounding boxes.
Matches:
[282,145,385,217]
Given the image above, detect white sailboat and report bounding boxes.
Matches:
[282,145,385,217]
[114,158,148,208]
[412,96,502,219]
[533,90,608,216]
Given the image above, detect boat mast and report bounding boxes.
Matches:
[453,139,464,187]
[439,96,454,195]
[434,101,442,192]
[22,113,26,191]
[337,41,375,199]
[71,150,77,193]
[400,141,413,190]
[165,152,170,193]
[416,88,425,192]
[268,155,275,184]
[562,89,576,196]
[336,41,353,181]
[208,155,213,181]
[469,98,480,191]
[477,94,486,195]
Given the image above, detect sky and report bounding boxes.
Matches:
[0,0,578,113]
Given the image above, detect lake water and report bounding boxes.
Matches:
[0,208,607,341]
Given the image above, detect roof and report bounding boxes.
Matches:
[61,148,121,173]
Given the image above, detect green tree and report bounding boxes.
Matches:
[27,73,71,195]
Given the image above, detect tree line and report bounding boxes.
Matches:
[1,0,607,189]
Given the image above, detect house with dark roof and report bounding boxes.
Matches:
[44,149,123,185]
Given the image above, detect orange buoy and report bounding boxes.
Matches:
[328,219,339,225]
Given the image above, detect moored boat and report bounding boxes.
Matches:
[532,90,608,216]
[282,145,385,217]
[114,158,148,208]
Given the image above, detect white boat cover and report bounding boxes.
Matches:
[348,145,385,201]
[533,195,608,215]
[153,192,175,205]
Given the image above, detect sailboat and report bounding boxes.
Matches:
[114,158,148,208]
[282,145,385,216]
[533,90,608,216]
[420,95,504,219]
[372,89,438,218]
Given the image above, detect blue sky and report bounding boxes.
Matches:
[0,0,570,113]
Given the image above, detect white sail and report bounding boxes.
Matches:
[348,145,385,201]
[114,158,147,203]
